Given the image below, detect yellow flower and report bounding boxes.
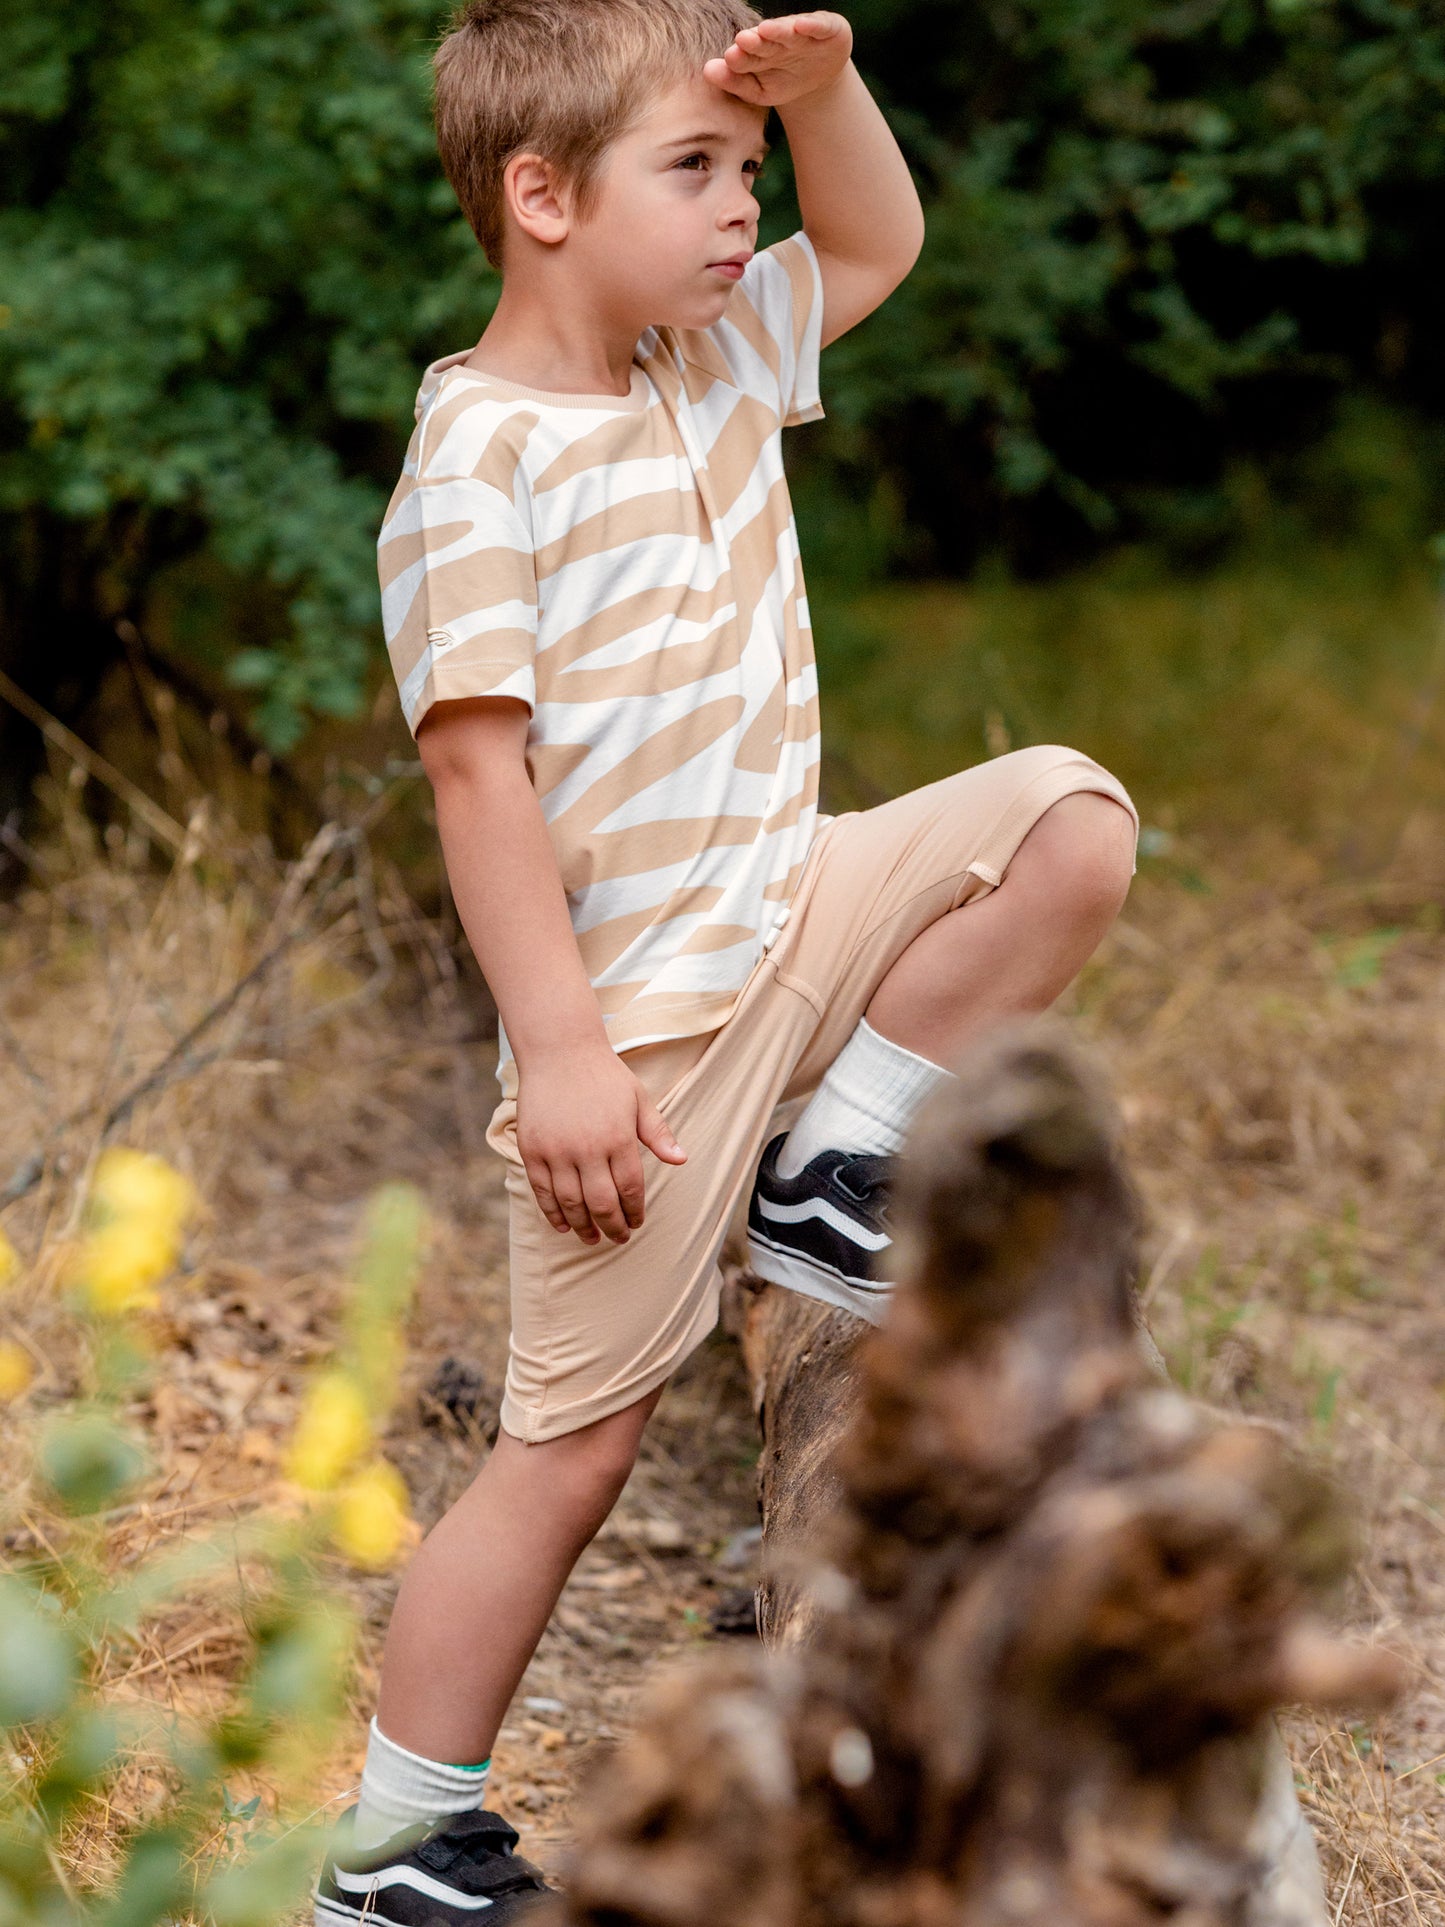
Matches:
[0,1341,33,1400]
[71,1218,178,1315]
[286,1373,371,1491]
[90,1149,194,1242]
[0,1231,20,1290]
[332,1460,411,1570]
[66,1149,196,1316]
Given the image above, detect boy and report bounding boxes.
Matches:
[318,2,1144,1919]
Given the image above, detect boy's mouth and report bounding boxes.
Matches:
[707,252,753,281]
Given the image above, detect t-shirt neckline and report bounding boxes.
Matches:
[430,353,651,415]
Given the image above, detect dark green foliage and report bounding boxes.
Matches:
[3,0,1445,750]
[801,0,1445,572]
[0,0,488,761]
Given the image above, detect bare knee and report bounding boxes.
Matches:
[1018,792,1134,931]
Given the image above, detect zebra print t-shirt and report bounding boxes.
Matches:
[379,234,825,1087]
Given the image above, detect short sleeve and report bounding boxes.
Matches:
[697,232,825,428]
[378,470,538,737]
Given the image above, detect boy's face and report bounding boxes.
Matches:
[569,73,769,330]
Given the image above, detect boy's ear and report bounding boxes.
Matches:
[503,153,570,247]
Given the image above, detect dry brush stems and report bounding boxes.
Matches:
[551,1028,1401,1927]
[0,665,421,1208]
[0,821,398,1208]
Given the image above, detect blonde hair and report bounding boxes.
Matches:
[435,0,763,268]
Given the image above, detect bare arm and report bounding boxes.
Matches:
[418,696,685,1246]
[705,12,925,347]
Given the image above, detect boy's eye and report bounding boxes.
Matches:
[673,154,765,180]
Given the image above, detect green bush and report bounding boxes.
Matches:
[0,0,484,762]
[5,0,1445,751]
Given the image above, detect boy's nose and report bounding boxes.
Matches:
[720,193,757,232]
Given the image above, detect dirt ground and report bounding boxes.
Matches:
[1,767,1442,1921]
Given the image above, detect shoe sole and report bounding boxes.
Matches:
[315,1897,510,1924]
[745,1232,893,1323]
[315,1899,369,1927]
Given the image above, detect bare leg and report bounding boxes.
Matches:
[865,792,1136,1059]
[370,800,1132,1766]
[376,1384,664,1763]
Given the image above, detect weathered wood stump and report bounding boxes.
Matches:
[551,1028,1399,1927]
[737,1281,862,1648]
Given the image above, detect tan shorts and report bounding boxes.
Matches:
[486,746,1136,1443]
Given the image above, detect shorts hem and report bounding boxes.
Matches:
[499,1295,720,1444]
[845,753,1138,952]
[963,751,1137,899]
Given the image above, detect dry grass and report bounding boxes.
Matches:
[1,716,1442,1921]
[1081,818,1445,1923]
[0,751,760,1886]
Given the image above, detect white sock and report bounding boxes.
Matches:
[776,1018,953,1179]
[352,1718,492,1853]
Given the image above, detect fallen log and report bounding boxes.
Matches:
[552,1027,1399,1927]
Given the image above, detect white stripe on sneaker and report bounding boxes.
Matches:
[755,1194,891,1250]
[332,1865,495,1910]
[745,1236,894,1324]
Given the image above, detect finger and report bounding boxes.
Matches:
[716,61,771,103]
[579,1162,630,1245]
[610,1147,647,1230]
[704,59,758,99]
[527,1160,572,1234]
[750,14,822,40]
[792,11,848,34]
[552,1166,601,1243]
[636,1095,687,1166]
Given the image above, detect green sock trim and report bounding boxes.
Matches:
[450,1757,490,1773]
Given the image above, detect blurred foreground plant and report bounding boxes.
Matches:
[0,1163,424,1927]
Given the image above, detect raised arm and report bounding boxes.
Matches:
[417,696,684,1246]
[704,11,924,347]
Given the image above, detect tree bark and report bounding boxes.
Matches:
[556,1027,1399,1927]
[737,1282,863,1648]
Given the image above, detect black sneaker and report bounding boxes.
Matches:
[745,1134,896,1318]
[314,1806,549,1926]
